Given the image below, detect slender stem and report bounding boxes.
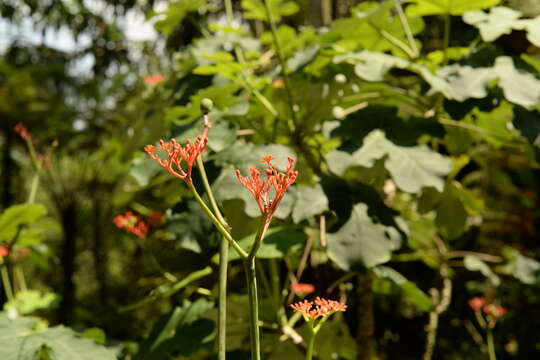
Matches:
[27,174,39,204]
[262,0,298,131]
[188,183,247,259]
[1,266,13,302]
[394,0,418,57]
[305,328,316,360]
[486,328,497,360]
[195,154,230,360]
[243,257,261,360]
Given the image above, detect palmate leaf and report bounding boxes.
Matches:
[327,204,402,270]
[406,0,500,16]
[463,6,540,46]
[0,314,116,360]
[0,204,47,242]
[437,56,540,108]
[328,130,451,193]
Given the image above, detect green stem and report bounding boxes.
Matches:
[486,328,497,360]
[195,156,229,360]
[27,174,39,204]
[305,329,316,360]
[188,183,247,259]
[1,266,13,302]
[262,0,298,130]
[243,257,261,360]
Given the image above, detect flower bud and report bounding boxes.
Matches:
[200,98,214,114]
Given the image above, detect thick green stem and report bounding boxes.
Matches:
[1,266,13,302]
[443,14,451,64]
[305,329,316,360]
[243,257,261,360]
[195,156,230,360]
[188,183,247,259]
[486,328,497,360]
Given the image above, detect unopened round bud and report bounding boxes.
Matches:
[200,98,214,114]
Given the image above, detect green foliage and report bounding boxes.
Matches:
[0,314,117,360]
[327,204,402,270]
[0,204,47,242]
[407,0,501,16]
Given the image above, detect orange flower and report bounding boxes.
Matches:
[145,116,210,184]
[113,211,149,239]
[0,246,9,258]
[290,283,315,295]
[468,297,486,312]
[290,297,347,320]
[483,304,507,319]
[144,74,164,85]
[236,156,298,219]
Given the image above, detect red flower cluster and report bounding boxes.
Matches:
[113,211,150,239]
[144,74,164,85]
[145,119,210,184]
[14,122,32,141]
[290,283,315,295]
[290,297,347,319]
[236,156,298,219]
[468,297,507,319]
[0,245,9,258]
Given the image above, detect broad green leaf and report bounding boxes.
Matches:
[242,0,299,22]
[464,7,540,46]
[327,204,402,270]
[374,266,434,311]
[4,290,60,315]
[153,0,207,35]
[438,56,540,108]
[291,184,329,223]
[138,299,214,359]
[0,204,47,242]
[0,314,117,360]
[464,255,500,285]
[129,154,162,187]
[503,248,540,284]
[82,328,106,346]
[328,130,451,193]
[167,202,218,254]
[407,0,500,16]
[334,51,453,98]
[228,226,304,261]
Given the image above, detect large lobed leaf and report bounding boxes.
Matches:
[328,130,451,193]
[327,203,402,270]
[0,204,47,242]
[406,0,501,16]
[0,314,117,360]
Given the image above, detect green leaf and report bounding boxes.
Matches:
[0,204,47,242]
[327,204,402,270]
[407,0,500,16]
[228,226,304,261]
[129,154,162,187]
[503,248,540,284]
[82,328,106,346]
[373,266,434,311]
[0,314,117,360]
[328,130,451,193]
[435,185,468,239]
[291,184,329,223]
[242,0,299,22]
[4,290,60,315]
[438,56,540,108]
[463,7,540,46]
[464,255,500,286]
[139,298,214,358]
[154,0,207,35]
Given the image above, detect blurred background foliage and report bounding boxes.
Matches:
[1,0,540,359]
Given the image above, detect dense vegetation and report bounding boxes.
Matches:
[1,0,540,359]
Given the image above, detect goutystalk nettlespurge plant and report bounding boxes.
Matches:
[144,98,297,360]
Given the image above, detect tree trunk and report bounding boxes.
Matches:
[59,201,77,324]
[356,270,374,360]
[1,129,14,209]
[92,191,108,307]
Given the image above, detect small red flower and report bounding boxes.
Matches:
[145,118,210,184]
[0,246,9,258]
[14,122,32,141]
[146,211,163,226]
[236,156,298,219]
[290,297,347,319]
[468,297,486,312]
[290,283,315,295]
[144,74,164,85]
[113,211,149,239]
[483,304,507,319]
